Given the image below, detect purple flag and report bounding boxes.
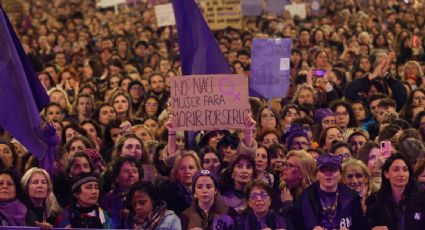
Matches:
[171,0,231,148]
[171,0,230,75]
[0,7,50,157]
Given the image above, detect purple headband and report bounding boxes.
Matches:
[192,169,218,193]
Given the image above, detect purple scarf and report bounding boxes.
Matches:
[0,199,27,226]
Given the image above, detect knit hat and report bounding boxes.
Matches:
[282,123,309,149]
[71,173,98,193]
[314,108,334,123]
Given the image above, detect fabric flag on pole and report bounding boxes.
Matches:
[0,7,50,158]
[171,0,231,148]
[171,0,230,75]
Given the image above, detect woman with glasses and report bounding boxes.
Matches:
[235,179,286,229]
[293,154,364,230]
[330,100,358,131]
[277,150,315,228]
[342,158,373,213]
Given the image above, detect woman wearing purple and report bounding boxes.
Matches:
[235,179,286,229]
[293,153,364,230]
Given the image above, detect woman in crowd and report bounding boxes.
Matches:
[158,152,201,216]
[255,145,274,187]
[94,103,117,128]
[318,126,344,152]
[366,153,418,229]
[0,169,29,226]
[100,157,142,227]
[64,136,94,157]
[236,180,287,229]
[138,95,161,119]
[111,134,148,164]
[0,140,18,170]
[221,154,258,214]
[256,105,281,133]
[124,181,181,229]
[342,158,373,213]
[21,168,62,228]
[357,141,384,189]
[109,90,134,122]
[293,153,364,230]
[330,99,358,130]
[59,172,113,228]
[199,147,222,177]
[181,169,232,230]
[73,93,95,123]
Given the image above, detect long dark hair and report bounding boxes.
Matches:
[220,154,258,193]
[376,153,418,205]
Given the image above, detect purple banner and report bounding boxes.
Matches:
[242,0,262,16]
[266,0,290,15]
[249,38,292,99]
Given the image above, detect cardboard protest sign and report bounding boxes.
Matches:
[155,3,176,27]
[241,0,262,16]
[266,0,290,15]
[170,75,249,131]
[202,0,242,30]
[250,38,292,99]
[284,3,306,19]
[97,0,126,8]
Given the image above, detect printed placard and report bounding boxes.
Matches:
[155,3,176,27]
[170,75,249,131]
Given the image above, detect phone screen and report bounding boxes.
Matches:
[313,69,326,77]
[380,141,392,158]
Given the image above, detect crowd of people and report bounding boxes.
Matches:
[1,0,425,229]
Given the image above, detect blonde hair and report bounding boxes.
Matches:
[47,87,72,113]
[170,151,201,183]
[284,150,316,196]
[21,168,62,217]
[342,158,374,195]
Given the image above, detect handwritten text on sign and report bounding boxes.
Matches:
[202,0,242,30]
[170,75,249,131]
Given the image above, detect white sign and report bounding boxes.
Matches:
[284,3,306,19]
[154,3,176,27]
[97,0,126,8]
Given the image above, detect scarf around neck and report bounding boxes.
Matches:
[0,199,27,226]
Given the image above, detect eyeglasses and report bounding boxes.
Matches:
[249,192,269,200]
[346,173,364,179]
[283,162,299,170]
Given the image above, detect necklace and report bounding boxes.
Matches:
[320,190,339,224]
